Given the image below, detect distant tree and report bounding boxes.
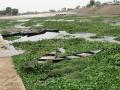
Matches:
[86,0,95,7]
[102,3,109,6]
[95,1,101,7]
[49,9,56,12]
[61,8,67,12]
[12,9,19,15]
[113,0,117,3]
[90,0,95,6]
[0,7,19,16]
[67,8,74,11]
[86,4,91,7]
[6,7,12,15]
[0,10,6,15]
[75,5,80,9]
[113,0,120,5]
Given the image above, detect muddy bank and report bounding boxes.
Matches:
[2,29,59,37]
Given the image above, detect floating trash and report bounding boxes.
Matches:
[37,49,102,64]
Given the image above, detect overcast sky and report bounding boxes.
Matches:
[0,0,113,12]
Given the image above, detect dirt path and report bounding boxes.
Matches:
[0,35,25,90]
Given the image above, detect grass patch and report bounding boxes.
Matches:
[0,20,16,29]
[4,36,20,40]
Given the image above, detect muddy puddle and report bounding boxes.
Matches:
[6,31,120,44]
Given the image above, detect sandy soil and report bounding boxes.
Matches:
[78,5,120,15]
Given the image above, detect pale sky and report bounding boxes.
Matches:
[0,0,113,12]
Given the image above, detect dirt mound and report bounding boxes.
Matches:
[78,5,120,15]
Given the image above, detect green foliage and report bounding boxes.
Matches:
[23,16,120,36]
[13,38,120,90]
[21,61,53,74]
[1,15,120,90]
[87,0,95,7]
[90,0,95,6]
[0,20,16,29]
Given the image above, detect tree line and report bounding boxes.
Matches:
[0,7,19,16]
[87,0,120,8]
